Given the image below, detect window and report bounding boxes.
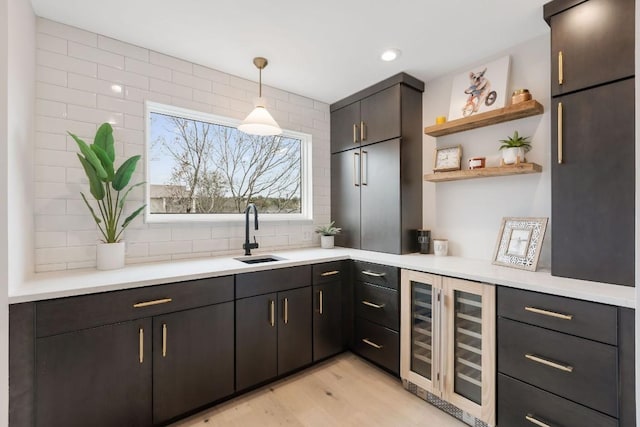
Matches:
[145,102,312,222]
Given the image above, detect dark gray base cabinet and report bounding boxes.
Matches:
[313,280,343,361]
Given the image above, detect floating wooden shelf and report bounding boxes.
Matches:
[424,162,543,183]
[424,100,544,137]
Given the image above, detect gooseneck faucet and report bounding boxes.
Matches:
[243,203,259,256]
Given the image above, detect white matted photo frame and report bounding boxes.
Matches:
[493,217,548,271]
[448,55,511,121]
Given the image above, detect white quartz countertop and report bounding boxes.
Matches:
[9,247,636,308]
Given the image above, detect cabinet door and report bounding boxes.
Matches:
[313,280,343,361]
[360,85,401,146]
[331,149,361,249]
[550,0,634,96]
[36,320,152,427]
[153,303,234,424]
[551,78,635,286]
[330,101,360,153]
[443,278,495,426]
[360,139,401,253]
[278,287,312,374]
[236,293,278,390]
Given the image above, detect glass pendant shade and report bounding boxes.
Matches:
[238,98,282,136]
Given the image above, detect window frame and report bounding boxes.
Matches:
[144,101,313,223]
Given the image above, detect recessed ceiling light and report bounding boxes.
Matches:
[381,48,401,62]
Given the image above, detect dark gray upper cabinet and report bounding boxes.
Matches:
[545,0,635,96]
[331,74,424,254]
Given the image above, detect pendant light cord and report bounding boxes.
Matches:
[259,67,262,97]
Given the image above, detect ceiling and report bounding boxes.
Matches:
[30,0,550,104]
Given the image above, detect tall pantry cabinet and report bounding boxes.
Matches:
[330,73,424,254]
[544,0,635,286]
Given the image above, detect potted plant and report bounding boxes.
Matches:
[499,131,532,165]
[70,123,146,270]
[315,221,342,249]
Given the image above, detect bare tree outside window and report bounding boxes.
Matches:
[148,107,306,217]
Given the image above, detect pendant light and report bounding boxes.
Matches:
[238,57,282,136]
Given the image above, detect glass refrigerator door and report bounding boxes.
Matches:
[411,281,434,380]
[453,290,483,405]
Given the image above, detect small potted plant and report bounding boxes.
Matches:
[499,131,532,165]
[71,123,146,270]
[315,221,341,249]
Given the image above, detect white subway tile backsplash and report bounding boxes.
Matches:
[35,18,331,271]
[97,36,149,62]
[37,49,97,77]
[68,42,124,70]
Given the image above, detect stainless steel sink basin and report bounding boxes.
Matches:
[234,255,285,264]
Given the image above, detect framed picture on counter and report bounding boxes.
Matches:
[493,217,548,271]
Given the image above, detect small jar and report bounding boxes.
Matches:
[468,157,486,170]
[511,89,532,104]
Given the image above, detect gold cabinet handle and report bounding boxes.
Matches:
[525,353,573,373]
[320,270,340,277]
[139,328,144,364]
[133,298,172,308]
[558,51,563,85]
[353,152,360,187]
[361,150,368,186]
[283,297,289,325]
[362,338,383,349]
[319,290,324,315]
[362,270,385,278]
[353,123,358,144]
[162,323,167,358]
[525,306,573,320]
[526,414,552,427]
[557,102,563,164]
[269,300,275,327]
[361,300,385,309]
[360,120,366,141]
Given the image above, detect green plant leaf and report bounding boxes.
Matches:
[112,155,141,191]
[118,181,146,209]
[80,192,103,225]
[90,144,115,181]
[121,204,146,229]
[94,123,115,162]
[69,132,108,180]
[77,154,105,200]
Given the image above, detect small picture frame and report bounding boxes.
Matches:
[493,217,548,271]
[434,145,462,172]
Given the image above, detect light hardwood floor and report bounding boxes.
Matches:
[172,353,467,427]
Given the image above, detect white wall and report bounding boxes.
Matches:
[33,18,331,272]
[423,34,552,267]
[0,0,8,422]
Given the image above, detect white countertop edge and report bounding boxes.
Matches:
[9,247,636,308]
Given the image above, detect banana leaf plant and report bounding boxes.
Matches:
[70,123,146,243]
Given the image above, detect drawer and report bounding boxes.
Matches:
[354,318,399,375]
[354,261,398,290]
[498,374,618,427]
[497,286,617,345]
[312,261,345,285]
[36,276,234,337]
[355,281,398,330]
[498,318,618,417]
[236,265,311,299]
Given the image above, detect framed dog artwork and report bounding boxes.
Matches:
[448,55,511,121]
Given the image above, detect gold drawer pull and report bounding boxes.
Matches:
[525,306,573,320]
[362,270,386,278]
[269,300,275,327]
[319,290,324,315]
[525,354,573,373]
[162,323,167,358]
[526,414,552,427]
[558,51,563,85]
[361,300,385,309]
[362,338,383,349]
[320,270,340,277]
[133,298,172,308]
[283,297,289,325]
[138,328,144,364]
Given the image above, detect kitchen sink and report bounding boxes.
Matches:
[234,255,286,264]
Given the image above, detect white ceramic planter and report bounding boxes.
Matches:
[96,242,125,270]
[502,147,525,165]
[320,235,335,249]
